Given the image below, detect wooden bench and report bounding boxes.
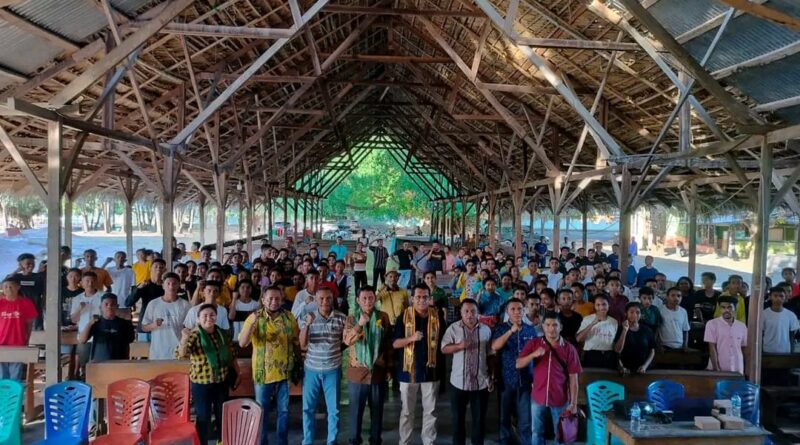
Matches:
[128,342,150,359]
[760,353,800,428]
[652,348,707,369]
[0,346,41,422]
[578,368,743,405]
[28,330,79,380]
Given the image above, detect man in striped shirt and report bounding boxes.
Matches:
[369,238,390,289]
[299,287,346,445]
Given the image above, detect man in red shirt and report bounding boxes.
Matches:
[517,313,581,445]
[0,275,38,380]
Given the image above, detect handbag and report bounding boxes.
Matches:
[545,340,583,445]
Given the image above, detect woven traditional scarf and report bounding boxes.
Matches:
[197,327,231,381]
[354,307,382,371]
[402,307,439,373]
[253,308,296,382]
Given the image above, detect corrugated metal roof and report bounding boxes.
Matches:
[0,19,61,74]
[10,0,107,43]
[682,14,800,73]
[647,0,728,37]
[111,0,158,16]
[729,52,800,103]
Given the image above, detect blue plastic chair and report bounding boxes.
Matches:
[715,380,760,426]
[586,380,625,445]
[0,379,24,445]
[647,380,685,411]
[33,381,92,445]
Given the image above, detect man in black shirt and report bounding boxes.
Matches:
[426,242,446,274]
[557,289,583,345]
[8,253,46,329]
[126,259,166,334]
[79,293,135,362]
[393,241,414,289]
[614,302,655,375]
[684,272,720,322]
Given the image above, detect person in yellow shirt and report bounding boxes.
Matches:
[571,282,595,317]
[714,274,747,323]
[376,270,408,326]
[131,248,152,285]
[191,268,232,307]
[187,242,202,261]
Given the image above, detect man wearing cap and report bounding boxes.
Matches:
[0,276,38,380]
[7,253,45,329]
[704,296,747,374]
[79,293,135,362]
[377,270,409,326]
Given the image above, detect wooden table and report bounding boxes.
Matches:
[604,412,769,445]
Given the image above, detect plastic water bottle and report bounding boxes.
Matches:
[731,393,742,418]
[630,402,641,431]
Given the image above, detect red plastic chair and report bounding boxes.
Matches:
[93,378,151,445]
[148,372,199,445]
[222,399,262,445]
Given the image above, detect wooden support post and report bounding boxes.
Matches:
[687,183,698,283]
[123,194,133,260]
[795,223,800,277]
[619,210,632,285]
[529,202,535,245]
[63,192,73,250]
[267,187,274,243]
[582,210,589,250]
[282,188,288,240]
[302,198,308,238]
[747,137,771,384]
[216,180,227,260]
[512,188,525,258]
[488,193,497,251]
[460,198,467,247]
[238,203,244,241]
[552,212,561,259]
[198,195,206,245]
[475,197,482,244]
[246,201,254,256]
[293,196,298,241]
[161,151,176,271]
[46,120,63,383]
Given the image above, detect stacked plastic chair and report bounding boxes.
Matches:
[0,380,24,445]
[222,399,262,445]
[647,380,686,411]
[33,381,92,445]
[93,379,150,445]
[148,372,200,445]
[715,380,760,425]
[586,380,625,445]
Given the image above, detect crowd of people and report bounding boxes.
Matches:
[0,234,798,445]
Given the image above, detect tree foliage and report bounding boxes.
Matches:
[323,150,431,220]
[0,194,45,229]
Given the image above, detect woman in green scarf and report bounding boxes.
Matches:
[343,285,394,445]
[177,303,241,444]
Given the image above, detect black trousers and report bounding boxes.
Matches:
[582,350,617,369]
[450,384,489,445]
[372,268,386,288]
[191,381,227,444]
[354,271,368,296]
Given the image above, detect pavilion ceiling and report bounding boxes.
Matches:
[0,0,798,216]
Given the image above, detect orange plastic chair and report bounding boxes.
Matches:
[221,399,262,445]
[93,378,151,445]
[148,372,199,445]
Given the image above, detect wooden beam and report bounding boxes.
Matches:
[716,0,800,32]
[0,125,47,201]
[127,21,295,39]
[48,0,195,107]
[319,53,452,63]
[170,0,330,146]
[753,95,800,113]
[321,5,484,17]
[514,36,642,51]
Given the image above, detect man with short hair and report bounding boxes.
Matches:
[126,259,166,335]
[343,286,393,445]
[131,248,151,285]
[71,272,102,377]
[761,286,800,385]
[715,275,747,323]
[105,251,135,309]
[79,293,135,361]
[183,281,230,330]
[393,284,444,445]
[239,286,301,445]
[141,272,191,360]
[0,276,38,380]
[329,236,348,263]
[493,298,538,445]
[704,296,747,374]
[8,253,45,329]
[533,237,548,268]
[300,288,346,445]
[377,270,409,327]
[393,241,414,289]
[442,299,492,445]
[291,272,320,324]
[635,255,659,288]
[658,287,690,351]
[780,267,800,299]
[81,249,113,291]
[426,242,446,275]
[517,313,581,445]
[369,239,390,289]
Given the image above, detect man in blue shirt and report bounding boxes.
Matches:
[533,237,548,268]
[492,298,538,445]
[477,277,503,326]
[328,236,347,262]
[636,255,659,287]
[607,243,620,270]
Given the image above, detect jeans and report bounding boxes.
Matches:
[398,269,412,289]
[348,381,387,445]
[531,399,567,445]
[399,381,439,445]
[255,380,290,445]
[302,368,341,445]
[77,342,91,380]
[500,385,532,445]
[372,268,386,289]
[0,362,25,381]
[450,384,488,445]
[191,382,227,445]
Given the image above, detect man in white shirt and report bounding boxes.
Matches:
[70,271,102,378]
[141,272,191,359]
[658,287,690,351]
[183,281,229,330]
[546,258,563,291]
[762,286,800,385]
[291,272,320,327]
[104,251,135,308]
